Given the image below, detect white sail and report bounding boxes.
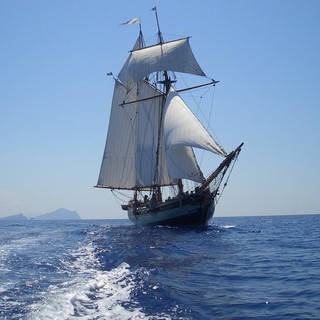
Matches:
[118,38,205,88]
[134,81,173,187]
[163,88,227,157]
[97,80,174,189]
[165,146,204,183]
[97,80,136,189]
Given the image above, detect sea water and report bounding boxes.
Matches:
[0,215,319,319]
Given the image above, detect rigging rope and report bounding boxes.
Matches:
[111,189,131,205]
[216,151,240,204]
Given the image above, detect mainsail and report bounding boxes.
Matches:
[97,80,172,189]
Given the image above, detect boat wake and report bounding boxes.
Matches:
[27,242,169,320]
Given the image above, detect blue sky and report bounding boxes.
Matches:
[1,0,319,219]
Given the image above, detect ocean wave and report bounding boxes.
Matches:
[220,224,237,229]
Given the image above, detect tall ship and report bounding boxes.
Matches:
[96,10,243,226]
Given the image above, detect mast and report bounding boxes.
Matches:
[152,7,177,197]
[138,20,145,48]
[153,7,164,44]
[152,7,166,190]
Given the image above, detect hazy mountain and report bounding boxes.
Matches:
[0,213,28,221]
[33,208,81,220]
[1,209,81,221]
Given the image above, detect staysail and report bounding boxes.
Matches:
[163,88,227,156]
[162,87,227,183]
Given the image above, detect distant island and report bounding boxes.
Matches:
[0,213,28,221]
[0,208,81,221]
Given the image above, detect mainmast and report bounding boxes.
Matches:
[153,7,164,44]
[152,7,182,196]
[152,7,165,198]
[153,7,174,90]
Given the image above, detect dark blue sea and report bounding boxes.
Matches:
[1,215,319,320]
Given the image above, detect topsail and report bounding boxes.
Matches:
[118,38,205,89]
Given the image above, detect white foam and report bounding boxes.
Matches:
[222,225,236,229]
[28,262,146,319]
[0,236,40,269]
[27,242,170,320]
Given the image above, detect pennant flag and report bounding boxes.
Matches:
[151,7,157,11]
[121,17,140,25]
[107,72,113,76]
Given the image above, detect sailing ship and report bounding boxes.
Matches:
[96,10,243,226]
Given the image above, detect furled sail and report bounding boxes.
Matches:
[163,88,227,157]
[118,38,205,89]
